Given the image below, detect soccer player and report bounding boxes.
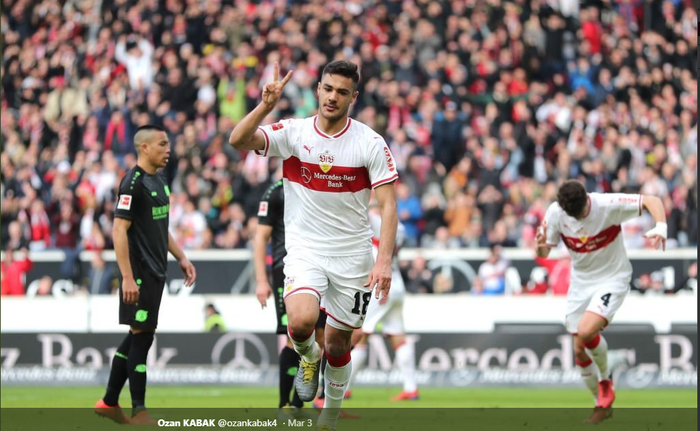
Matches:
[346,208,419,401]
[253,179,327,417]
[535,180,666,422]
[95,125,196,425]
[229,60,398,431]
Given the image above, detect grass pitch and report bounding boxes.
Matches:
[0,387,696,431]
[1,385,696,408]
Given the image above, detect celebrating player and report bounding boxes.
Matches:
[345,207,418,401]
[535,180,666,423]
[230,60,398,431]
[95,125,197,425]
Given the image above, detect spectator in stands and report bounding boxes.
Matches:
[1,247,32,296]
[0,0,695,266]
[406,256,434,294]
[474,246,509,296]
[533,255,571,295]
[85,251,118,295]
[204,304,227,333]
[396,182,423,247]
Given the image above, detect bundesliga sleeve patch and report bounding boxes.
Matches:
[117,195,133,210]
[257,201,268,217]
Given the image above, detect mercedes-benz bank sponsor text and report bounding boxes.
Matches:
[1,331,695,387]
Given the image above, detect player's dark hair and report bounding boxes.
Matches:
[136,124,166,134]
[557,180,588,218]
[322,60,360,88]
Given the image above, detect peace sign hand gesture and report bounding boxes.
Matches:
[262,62,293,109]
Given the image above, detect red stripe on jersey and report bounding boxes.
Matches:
[371,237,380,248]
[560,224,621,253]
[255,127,270,157]
[283,156,371,193]
[372,173,399,189]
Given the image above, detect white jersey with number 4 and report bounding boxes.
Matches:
[256,116,398,256]
[544,193,643,289]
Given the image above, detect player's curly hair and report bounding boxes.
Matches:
[557,180,588,218]
[322,60,360,88]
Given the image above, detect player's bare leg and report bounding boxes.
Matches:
[286,294,322,402]
[317,325,354,430]
[573,335,599,402]
[389,335,419,401]
[578,312,614,423]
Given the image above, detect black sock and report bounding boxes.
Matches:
[103,332,133,406]
[316,354,328,399]
[280,346,301,408]
[127,332,154,410]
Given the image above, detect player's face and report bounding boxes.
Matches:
[317,74,358,122]
[146,132,170,168]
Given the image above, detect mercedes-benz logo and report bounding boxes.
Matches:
[211,333,270,368]
[624,365,657,389]
[448,368,480,387]
[301,167,312,183]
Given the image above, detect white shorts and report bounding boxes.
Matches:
[565,282,629,334]
[283,248,374,331]
[361,270,406,335]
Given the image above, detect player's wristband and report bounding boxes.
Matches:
[644,222,667,239]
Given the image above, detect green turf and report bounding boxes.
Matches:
[0,387,696,431]
[0,386,696,408]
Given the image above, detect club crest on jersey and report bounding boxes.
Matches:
[577,229,589,244]
[319,152,334,173]
[284,277,295,293]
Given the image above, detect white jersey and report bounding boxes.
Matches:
[544,193,643,288]
[369,212,406,293]
[257,116,398,256]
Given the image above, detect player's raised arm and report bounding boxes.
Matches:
[228,62,293,151]
[641,195,667,251]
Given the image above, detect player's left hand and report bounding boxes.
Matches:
[535,221,548,248]
[644,222,667,251]
[365,259,392,300]
[179,258,197,287]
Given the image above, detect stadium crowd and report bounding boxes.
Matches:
[0,0,697,295]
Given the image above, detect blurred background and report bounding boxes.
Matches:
[0,0,696,402]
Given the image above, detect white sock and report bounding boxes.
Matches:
[318,361,351,429]
[288,330,321,364]
[577,358,599,401]
[395,342,417,393]
[347,345,367,392]
[585,334,609,380]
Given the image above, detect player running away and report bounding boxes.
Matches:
[344,207,418,401]
[535,180,667,423]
